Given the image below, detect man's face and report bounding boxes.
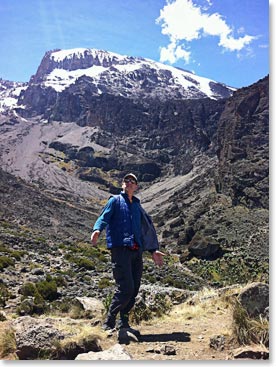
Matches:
[122,176,138,194]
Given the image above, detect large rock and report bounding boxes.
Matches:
[13,316,102,360]
[75,343,133,360]
[238,282,269,318]
[188,235,221,260]
[74,297,104,316]
[13,316,64,360]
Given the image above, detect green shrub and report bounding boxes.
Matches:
[0,256,14,271]
[10,250,26,260]
[33,293,47,314]
[36,280,58,301]
[0,283,10,307]
[130,293,172,325]
[53,275,68,287]
[103,293,113,314]
[18,279,58,315]
[20,282,38,298]
[52,299,71,313]
[74,257,95,270]
[98,277,111,290]
[130,301,152,324]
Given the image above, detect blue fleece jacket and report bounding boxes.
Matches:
[93,192,142,249]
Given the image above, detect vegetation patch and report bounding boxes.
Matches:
[0,325,17,359]
[17,276,59,315]
[232,299,269,347]
[187,254,269,287]
[0,255,15,271]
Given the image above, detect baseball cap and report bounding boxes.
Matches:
[123,173,138,184]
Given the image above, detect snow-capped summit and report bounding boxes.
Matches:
[29,48,235,100]
[0,79,27,113]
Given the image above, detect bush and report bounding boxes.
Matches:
[74,257,95,270]
[65,254,96,270]
[0,256,14,271]
[20,282,38,297]
[232,299,269,347]
[36,280,58,301]
[0,283,10,307]
[18,279,58,315]
[98,277,111,289]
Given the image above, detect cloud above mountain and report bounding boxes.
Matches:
[156,0,257,65]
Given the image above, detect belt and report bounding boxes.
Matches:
[128,242,139,251]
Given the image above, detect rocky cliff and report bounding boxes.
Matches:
[217,76,269,209]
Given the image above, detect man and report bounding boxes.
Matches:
[91,173,165,338]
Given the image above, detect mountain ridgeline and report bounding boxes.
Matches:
[0,48,269,297]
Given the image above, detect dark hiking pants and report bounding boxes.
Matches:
[106,246,143,327]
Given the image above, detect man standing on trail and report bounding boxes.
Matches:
[91,173,165,339]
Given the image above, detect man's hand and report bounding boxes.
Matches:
[91,230,100,246]
[152,250,165,267]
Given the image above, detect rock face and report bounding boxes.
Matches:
[0,78,27,112]
[14,48,234,121]
[217,76,269,209]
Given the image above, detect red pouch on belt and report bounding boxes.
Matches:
[129,242,139,250]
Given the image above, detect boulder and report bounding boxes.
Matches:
[188,236,221,259]
[238,282,269,318]
[74,296,104,316]
[13,316,64,359]
[75,343,133,360]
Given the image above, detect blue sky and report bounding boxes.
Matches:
[0,0,269,88]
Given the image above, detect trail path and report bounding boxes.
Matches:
[101,301,237,361]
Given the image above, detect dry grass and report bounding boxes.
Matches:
[52,320,104,359]
[0,321,17,359]
[167,286,239,320]
[231,299,269,347]
[55,318,102,335]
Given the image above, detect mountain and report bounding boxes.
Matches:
[0,48,269,361]
[0,47,269,323]
[13,48,235,122]
[0,79,27,113]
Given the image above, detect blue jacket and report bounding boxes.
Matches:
[93,192,159,252]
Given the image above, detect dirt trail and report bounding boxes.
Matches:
[101,302,237,361]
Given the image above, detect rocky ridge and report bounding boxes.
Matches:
[26,47,234,97]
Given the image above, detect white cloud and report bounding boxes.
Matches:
[156,0,257,64]
[160,42,191,63]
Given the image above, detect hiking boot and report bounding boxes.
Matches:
[102,315,116,332]
[118,314,141,337]
[117,328,139,344]
[117,322,141,337]
[118,313,141,337]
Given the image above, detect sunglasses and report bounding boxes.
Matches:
[124,178,137,184]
